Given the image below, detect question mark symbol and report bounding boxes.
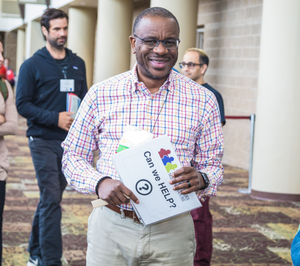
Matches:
[136,179,152,196]
[139,183,149,191]
[170,203,176,208]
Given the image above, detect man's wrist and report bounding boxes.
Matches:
[95,176,111,197]
[197,171,210,190]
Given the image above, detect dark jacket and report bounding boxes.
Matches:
[16,47,87,140]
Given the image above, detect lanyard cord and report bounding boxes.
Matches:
[150,90,169,133]
[52,50,69,79]
[128,89,169,134]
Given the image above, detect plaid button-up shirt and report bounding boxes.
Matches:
[62,66,224,210]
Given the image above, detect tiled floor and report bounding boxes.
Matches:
[2,116,298,265]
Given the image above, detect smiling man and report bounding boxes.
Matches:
[62,7,224,266]
[16,8,87,266]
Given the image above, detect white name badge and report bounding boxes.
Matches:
[60,79,75,92]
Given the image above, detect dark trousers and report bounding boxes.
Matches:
[28,138,67,266]
[191,197,213,266]
[0,180,5,266]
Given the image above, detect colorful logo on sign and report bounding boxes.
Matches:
[158,148,177,172]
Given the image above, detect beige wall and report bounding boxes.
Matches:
[198,0,262,169]
[68,7,97,89]
[94,0,133,83]
[4,31,17,71]
[26,20,46,58]
[252,0,300,195]
[16,29,25,76]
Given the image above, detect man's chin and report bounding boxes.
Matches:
[148,67,172,80]
[146,71,169,80]
[49,39,65,50]
[55,43,65,50]
[57,41,66,47]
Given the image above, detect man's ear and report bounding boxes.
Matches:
[129,35,136,54]
[200,64,208,75]
[41,26,48,39]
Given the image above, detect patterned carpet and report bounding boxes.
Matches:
[2,116,298,265]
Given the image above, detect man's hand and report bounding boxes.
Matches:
[58,111,74,131]
[169,166,204,194]
[98,178,139,206]
[0,114,6,125]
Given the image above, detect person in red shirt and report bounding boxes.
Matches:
[0,65,6,80]
[4,58,15,88]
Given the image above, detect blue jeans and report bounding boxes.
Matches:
[28,138,67,266]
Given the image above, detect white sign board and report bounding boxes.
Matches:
[112,135,201,225]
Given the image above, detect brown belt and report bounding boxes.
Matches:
[105,205,142,224]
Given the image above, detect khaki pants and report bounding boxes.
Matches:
[87,206,196,266]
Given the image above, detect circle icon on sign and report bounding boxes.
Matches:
[136,179,153,196]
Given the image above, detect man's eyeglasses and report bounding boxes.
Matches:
[179,62,203,69]
[133,34,180,50]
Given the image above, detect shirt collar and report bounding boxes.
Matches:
[130,63,175,94]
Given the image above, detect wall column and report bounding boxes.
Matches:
[94,0,133,83]
[251,0,300,201]
[16,29,25,75]
[25,20,46,59]
[68,7,97,89]
[150,0,198,67]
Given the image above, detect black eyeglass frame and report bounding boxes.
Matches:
[178,62,204,69]
[133,34,180,50]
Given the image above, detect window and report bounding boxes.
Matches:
[196,26,204,49]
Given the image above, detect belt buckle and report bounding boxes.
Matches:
[132,211,141,224]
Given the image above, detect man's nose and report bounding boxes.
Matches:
[153,41,168,54]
